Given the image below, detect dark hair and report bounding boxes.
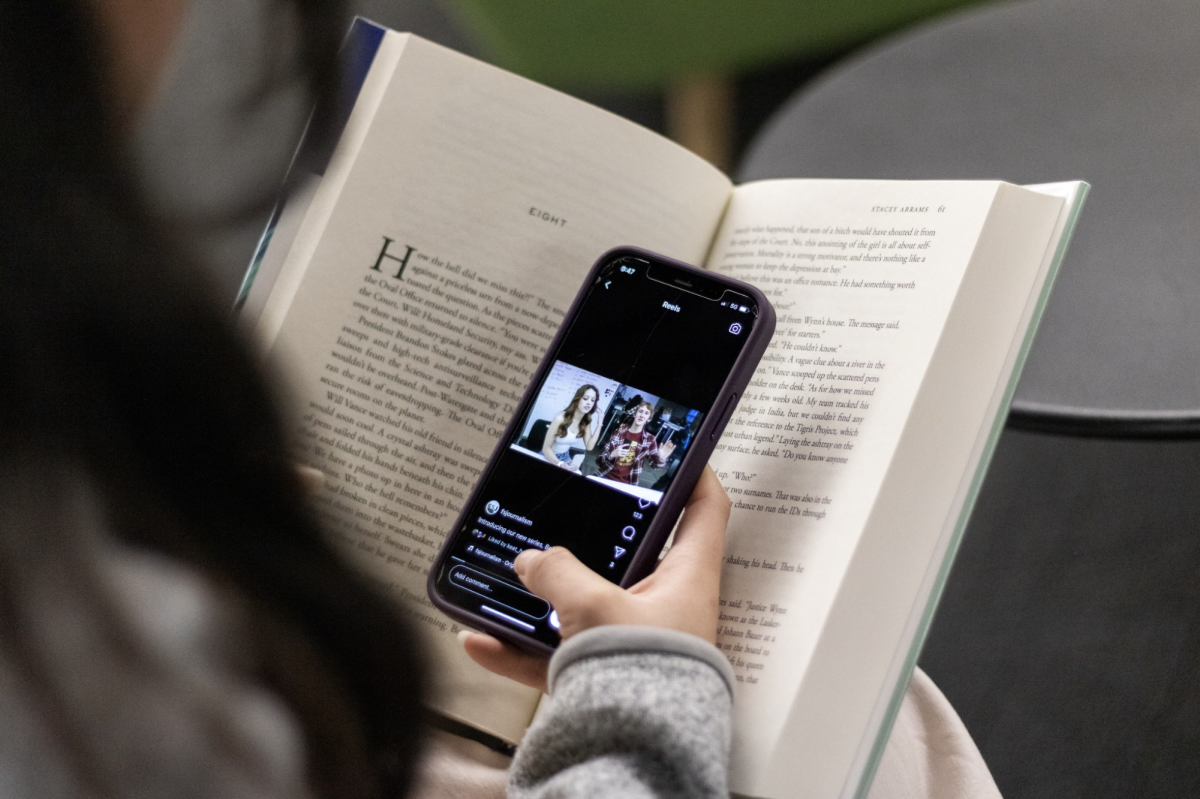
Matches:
[555,384,599,441]
[0,2,424,798]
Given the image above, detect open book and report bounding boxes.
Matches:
[240,20,1086,799]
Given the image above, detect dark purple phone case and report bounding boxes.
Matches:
[426,246,776,655]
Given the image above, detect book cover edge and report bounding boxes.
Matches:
[235,17,389,310]
[847,180,1090,799]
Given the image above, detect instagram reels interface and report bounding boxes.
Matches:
[433,256,760,647]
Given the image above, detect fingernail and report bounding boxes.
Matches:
[514,548,540,577]
[457,629,474,646]
[295,464,326,495]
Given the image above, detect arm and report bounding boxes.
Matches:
[509,627,733,799]
[595,428,625,471]
[541,415,565,466]
[632,432,666,468]
[581,414,601,450]
[461,469,732,798]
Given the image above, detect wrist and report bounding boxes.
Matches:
[548,625,734,696]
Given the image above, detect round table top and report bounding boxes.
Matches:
[738,0,1200,429]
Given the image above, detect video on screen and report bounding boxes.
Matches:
[509,361,707,504]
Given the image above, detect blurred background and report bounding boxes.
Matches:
[338,2,1200,797]
[352,0,987,172]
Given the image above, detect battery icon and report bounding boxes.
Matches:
[739,305,748,313]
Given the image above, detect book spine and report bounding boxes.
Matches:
[236,17,389,309]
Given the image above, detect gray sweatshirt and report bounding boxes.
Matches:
[510,626,735,799]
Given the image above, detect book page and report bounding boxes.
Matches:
[258,33,732,743]
[703,180,1057,790]
[834,181,1085,799]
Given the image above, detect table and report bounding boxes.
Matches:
[738,0,1200,436]
[738,3,1200,797]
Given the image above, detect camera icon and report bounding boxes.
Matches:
[728,322,743,335]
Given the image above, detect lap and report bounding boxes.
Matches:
[410,667,1001,799]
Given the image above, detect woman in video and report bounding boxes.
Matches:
[541,384,602,471]
[595,401,677,485]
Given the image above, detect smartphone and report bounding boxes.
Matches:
[427,247,775,653]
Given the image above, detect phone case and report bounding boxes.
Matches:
[427,246,776,654]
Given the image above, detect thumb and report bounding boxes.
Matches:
[514,547,621,637]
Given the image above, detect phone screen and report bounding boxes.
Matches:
[432,254,761,647]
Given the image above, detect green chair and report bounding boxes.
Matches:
[444,0,990,168]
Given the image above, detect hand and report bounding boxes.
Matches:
[461,466,731,692]
[659,440,676,460]
[610,442,630,461]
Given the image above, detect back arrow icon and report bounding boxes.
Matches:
[605,281,611,289]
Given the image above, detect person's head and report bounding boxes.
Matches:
[0,2,426,797]
[88,0,347,292]
[575,385,599,415]
[557,384,599,440]
[631,401,656,429]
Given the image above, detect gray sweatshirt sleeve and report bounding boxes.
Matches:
[508,626,735,799]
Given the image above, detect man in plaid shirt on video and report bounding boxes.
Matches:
[595,401,677,485]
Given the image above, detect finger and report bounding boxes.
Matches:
[294,464,326,496]
[460,631,548,692]
[514,546,620,632]
[654,467,730,577]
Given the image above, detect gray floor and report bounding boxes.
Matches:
[919,429,1200,798]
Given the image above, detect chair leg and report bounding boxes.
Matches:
[666,73,733,173]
